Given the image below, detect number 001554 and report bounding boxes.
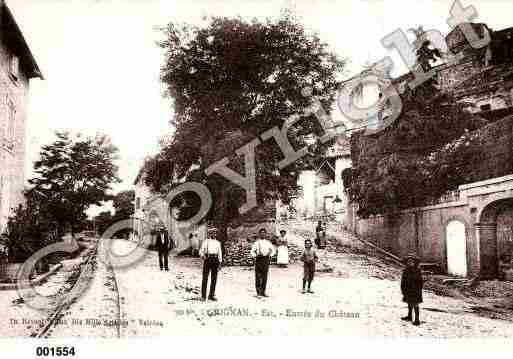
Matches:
[36,347,75,356]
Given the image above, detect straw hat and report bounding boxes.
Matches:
[207,227,218,238]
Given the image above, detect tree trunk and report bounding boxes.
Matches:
[213,189,230,259]
[215,218,228,259]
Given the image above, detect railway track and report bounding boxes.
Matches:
[33,239,124,339]
[34,244,97,339]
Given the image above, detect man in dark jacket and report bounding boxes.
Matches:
[400,253,423,326]
[155,226,171,271]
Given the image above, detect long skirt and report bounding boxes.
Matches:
[276,245,289,265]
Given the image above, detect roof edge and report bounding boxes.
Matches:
[2,1,44,80]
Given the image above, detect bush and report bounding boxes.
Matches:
[1,203,57,263]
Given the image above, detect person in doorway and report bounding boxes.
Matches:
[276,229,289,268]
[300,239,318,293]
[155,226,171,271]
[315,220,323,248]
[199,229,222,301]
[189,232,200,257]
[400,253,423,326]
[250,228,275,298]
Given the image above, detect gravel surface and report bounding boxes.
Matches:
[111,234,513,338]
[3,230,513,338]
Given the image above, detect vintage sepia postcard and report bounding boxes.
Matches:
[1,0,513,356]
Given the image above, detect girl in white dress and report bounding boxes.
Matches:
[276,229,289,267]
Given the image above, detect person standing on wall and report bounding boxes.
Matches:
[155,225,171,271]
[250,228,276,298]
[199,229,222,301]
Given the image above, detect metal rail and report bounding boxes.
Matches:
[35,247,96,339]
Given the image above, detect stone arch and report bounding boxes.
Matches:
[166,195,208,252]
[475,192,513,223]
[476,197,513,278]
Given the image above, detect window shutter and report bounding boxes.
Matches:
[2,95,8,140]
[10,55,19,79]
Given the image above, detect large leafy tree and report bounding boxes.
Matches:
[146,13,345,241]
[112,190,135,220]
[27,132,120,237]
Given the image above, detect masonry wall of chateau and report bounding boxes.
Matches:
[437,60,483,92]
[0,33,29,232]
[463,115,513,182]
[353,115,513,277]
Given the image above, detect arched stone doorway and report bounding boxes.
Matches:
[167,200,207,252]
[148,210,163,227]
[497,207,513,261]
[478,198,513,278]
[446,220,467,277]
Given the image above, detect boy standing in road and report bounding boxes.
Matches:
[300,239,318,294]
[400,253,423,326]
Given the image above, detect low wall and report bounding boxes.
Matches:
[356,201,479,275]
[224,221,276,266]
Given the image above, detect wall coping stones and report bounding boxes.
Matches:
[459,173,513,191]
[0,263,62,291]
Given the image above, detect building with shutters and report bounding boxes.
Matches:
[0,1,43,232]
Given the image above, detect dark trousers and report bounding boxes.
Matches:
[255,256,270,295]
[158,250,169,270]
[201,257,219,299]
[303,261,315,281]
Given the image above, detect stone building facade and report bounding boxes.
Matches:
[0,2,43,232]
[284,136,352,225]
[393,23,513,119]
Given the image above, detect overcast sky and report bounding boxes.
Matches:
[7,0,513,215]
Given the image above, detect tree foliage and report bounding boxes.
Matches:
[347,27,486,217]
[27,132,120,236]
[0,198,57,262]
[145,14,345,237]
[112,190,135,220]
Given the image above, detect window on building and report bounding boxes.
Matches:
[480,103,492,111]
[323,196,334,214]
[7,99,16,145]
[136,197,141,210]
[9,54,19,81]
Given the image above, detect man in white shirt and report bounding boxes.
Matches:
[199,229,222,301]
[250,228,275,298]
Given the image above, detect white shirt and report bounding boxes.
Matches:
[250,239,276,258]
[190,233,200,250]
[199,238,222,262]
